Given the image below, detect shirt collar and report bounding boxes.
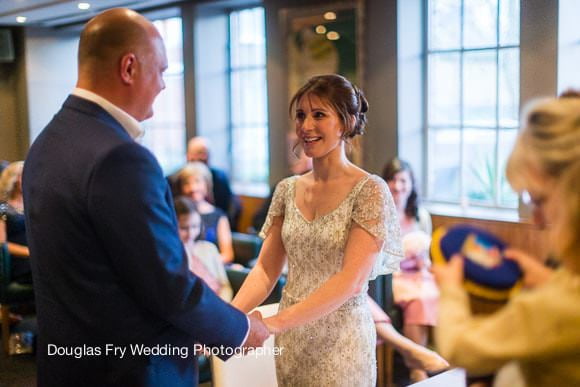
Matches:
[72,88,144,142]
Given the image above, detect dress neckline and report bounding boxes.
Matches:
[291,174,373,224]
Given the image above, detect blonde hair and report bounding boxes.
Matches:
[176,161,214,202]
[506,97,580,192]
[0,161,24,202]
[552,161,580,270]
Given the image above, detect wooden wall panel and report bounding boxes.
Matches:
[237,195,267,233]
[431,214,551,261]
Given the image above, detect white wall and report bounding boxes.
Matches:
[25,28,78,142]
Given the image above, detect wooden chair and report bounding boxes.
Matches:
[0,243,34,354]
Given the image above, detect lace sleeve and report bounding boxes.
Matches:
[258,177,292,239]
[352,176,403,279]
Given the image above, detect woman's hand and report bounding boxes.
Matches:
[504,248,553,288]
[263,316,284,335]
[432,254,464,287]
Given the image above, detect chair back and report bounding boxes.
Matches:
[0,243,11,301]
[226,267,285,305]
[232,232,262,267]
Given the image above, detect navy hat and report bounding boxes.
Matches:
[431,224,522,301]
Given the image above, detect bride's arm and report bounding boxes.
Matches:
[264,223,379,333]
[231,216,287,313]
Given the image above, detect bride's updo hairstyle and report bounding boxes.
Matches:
[289,74,369,139]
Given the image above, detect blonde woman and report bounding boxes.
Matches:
[434,96,580,387]
[176,162,234,263]
[0,161,31,284]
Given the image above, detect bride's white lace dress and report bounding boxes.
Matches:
[260,174,402,386]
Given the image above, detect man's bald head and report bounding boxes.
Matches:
[76,8,168,121]
[187,137,210,164]
[78,8,157,75]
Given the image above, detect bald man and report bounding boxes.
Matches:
[23,9,267,386]
[187,137,238,227]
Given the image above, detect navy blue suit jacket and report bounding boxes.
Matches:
[23,95,248,386]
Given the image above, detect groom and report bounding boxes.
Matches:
[23,8,268,386]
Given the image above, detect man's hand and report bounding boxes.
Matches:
[242,311,270,349]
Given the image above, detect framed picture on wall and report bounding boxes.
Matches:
[280,1,364,164]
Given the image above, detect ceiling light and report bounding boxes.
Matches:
[78,3,91,10]
[16,16,27,23]
[315,25,327,34]
[323,12,336,20]
[326,31,340,41]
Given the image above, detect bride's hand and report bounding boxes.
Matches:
[264,316,283,334]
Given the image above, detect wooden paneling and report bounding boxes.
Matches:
[432,214,551,261]
[237,195,267,233]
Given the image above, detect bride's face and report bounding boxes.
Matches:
[294,94,344,159]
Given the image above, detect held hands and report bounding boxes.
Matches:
[243,311,270,350]
[432,254,464,288]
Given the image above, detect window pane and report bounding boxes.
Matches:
[464,128,496,204]
[463,0,498,48]
[231,69,268,126]
[499,0,519,46]
[229,7,268,186]
[429,53,460,126]
[498,129,518,207]
[428,129,461,201]
[429,0,461,50]
[231,126,269,184]
[463,50,497,127]
[142,17,185,174]
[230,7,266,68]
[498,48,519,127]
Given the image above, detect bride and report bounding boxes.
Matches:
[232,74,403,386]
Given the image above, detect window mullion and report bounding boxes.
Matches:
[494,0,501,207]
[459,0,465,207]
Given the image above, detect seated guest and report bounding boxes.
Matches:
[0,161,31,284]
[382,157,440,382]
[434,96,580,386]
[176,162,234,263]
[174,196,233,301]
[186,137,241,229]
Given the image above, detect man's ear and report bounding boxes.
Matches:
[119,53,137,85]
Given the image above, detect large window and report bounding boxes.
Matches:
[426,0,519,209]
[194,6,268,194]
[229,7,269,190]
[142,16,185,174]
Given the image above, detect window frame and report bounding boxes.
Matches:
[423,0,520,211]
[226,6,270,195]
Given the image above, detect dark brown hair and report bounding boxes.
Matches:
[381,157,420,220]
[289,74,368,139]
[173,196,200,218]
